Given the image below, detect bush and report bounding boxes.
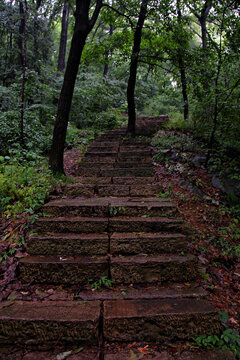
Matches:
[0,158,57,218]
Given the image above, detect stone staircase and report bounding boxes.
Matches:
[0,128,220,349]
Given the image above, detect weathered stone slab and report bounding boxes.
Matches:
[114,162,153,168]
[110,255,198,284]
[43,198,109,217]
[0,301,100,345]
[100,167,154,178]
[104,349,234,360]
[103,298,220,342]
[110,232,188,254]
[85,151,118,158]
[36,217,108,233]
[82,156,116,163]
[130,184,163,197]
[109,198,176,217]
[88,146,119,152]
[109,217,182,233]
[77,162,113,168]
[28,233,109,256]
[18,256,108,284]
[112,177,154,185]
[98,185,130,197]
[63,184,95,197]
[75,167,100,177]
[75,285,207,301]
[73,177,112,185]
[118,150,151,158]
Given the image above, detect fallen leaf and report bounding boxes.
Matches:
[56,350,72,360]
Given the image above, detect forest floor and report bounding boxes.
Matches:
[0,132,239,359]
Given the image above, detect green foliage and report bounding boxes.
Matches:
[207,221,240,258]
[0,159,58,218]
[195,329,240,359]
[70,70,127,129]
[88,276,114,291]
[109,206,126,216]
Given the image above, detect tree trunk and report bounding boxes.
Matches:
[179,56,188,120]
[177,0,188,120]
[103,24,113,77]
[57,1,70,72]
[49,0,102,174]
[127,0,148,135]
[18,1,25,67]
[19,1,27,145]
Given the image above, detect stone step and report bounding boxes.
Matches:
[82,157,116,163]
[43,197,176,218]
[98,184,163,197]
[72,177,112,184]
[119,146,150,152]
[76,284,207,301]
[98,184,130,197]
[28,233,109,256]
[0,300,100,345]
[112,177,154,184]
[83,156,152,164]
[114,162,153,168]
[110,255,198,284]
[76,166,101,177]
[89,141,120,147]
[18,256,108,284]
[103,298,220,342]
[110,232,188,254]
[109,216,182,233]
[118,150,151,158]
[88,146,119,152]
[85,151,118,158]
[77,161,153,169]
[63,183,95,197]
[78,162,114,169]
[100,167,154,177]
[36,216,108,233]
[63,183,163,197]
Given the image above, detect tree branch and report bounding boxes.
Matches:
[89,0,103,30]
[102,3,134,29]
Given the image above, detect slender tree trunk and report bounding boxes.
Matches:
[18,1,24,67]
[179,56,188,120]
[49,0,102,173]
[177,0,188,120]
[103,24,113,77]
[127,0,148,135]
[19,1,27,145]
[57,1,70,72]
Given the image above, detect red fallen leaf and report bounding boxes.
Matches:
[229,317,238,325]
[137,345,149,355]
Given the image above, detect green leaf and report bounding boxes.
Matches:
[219,311,229,324]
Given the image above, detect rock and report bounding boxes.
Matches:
[193,154,207,167]
[179,180,205,197]
[212,173,240,204]
[212,174,225,191]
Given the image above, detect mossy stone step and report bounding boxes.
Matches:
[110,232,188,254]
[75,284,207,301]
[103,298,220,342]
[36,216,108,233]
[110,255,198,284]
[28,233,109,256]
[109,216,182,233]
[43,197,176,218]
[100,167,154,177]
[112,177,154,184]
[18,256,108,284]
[0,301,100,345]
